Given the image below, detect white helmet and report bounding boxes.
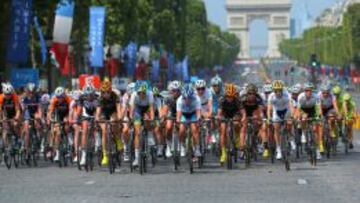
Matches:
[83,84,95,95]
[2,83,14,94]
[41,94,50,104]
[291,85,301,94]
[54,87,65,97]
[263,83,273,93]
[126,82,136,95]
[210,75,222,86]
[195,79,206,88]
[168,80,182,91]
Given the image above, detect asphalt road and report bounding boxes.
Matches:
[0,132,359,203]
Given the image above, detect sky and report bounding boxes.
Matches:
[203,0,340,57]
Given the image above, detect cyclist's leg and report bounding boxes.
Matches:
[81,120,89,150]
[2,121,9,147]
[23,120,30,151]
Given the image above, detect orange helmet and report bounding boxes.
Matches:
[225,83,237,98]
[100,78,112,92]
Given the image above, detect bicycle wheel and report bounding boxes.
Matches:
[77,147,82,170]
[151,146,157,167]
[108,153,115,174]
[4,150,12,169]
[187,133,194,174]
[173,131,180,170]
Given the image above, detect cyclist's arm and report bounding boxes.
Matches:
[206,98,213,119]
[332,97,339,114]
[161,104,169,119]
[116,103,121,120]
[267,103,272,121]
[342,102,348,117]
[14,98,21,120]
[289,100,294,118]
[95,106,101,121]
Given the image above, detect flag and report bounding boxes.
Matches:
[6,0,32,64]
[126,42,137,77]
[33,15,47,66]
[89,6,106,68]
[62,54,75,75]
[51,0,74,72]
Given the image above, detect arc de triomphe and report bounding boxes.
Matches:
[226,0,292,59]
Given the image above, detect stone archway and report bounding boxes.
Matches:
[226,0,292,59]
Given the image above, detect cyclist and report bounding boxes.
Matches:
[95,79,122,166]
[318,83,339,153]
[239,83,265,156]
[152,86,165,157]
[195,79,213,119]
[162,80,182,158]
[77,84,99,165]
[47,87,72,162]
[298,83,322,160]
[129,81,155,167]
[0,83,21,149]
[21,83,42,159]
[267,80,294,160]
[217,83,245,164]
[260,82,272,158]
[342,92,356,149]
[176,84,201,158]
[120,82,136,161]
[210,75,224,148]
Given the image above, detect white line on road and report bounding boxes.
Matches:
[297,179,308,185]
[85,180,95,185]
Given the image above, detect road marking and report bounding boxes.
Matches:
[85,181,95,185]
[297,179,308,185]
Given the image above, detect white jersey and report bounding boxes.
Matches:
[176,95,201,113]
[317,92,335,109]
[268,90,290,111]
[130,91,154,108]
[298,92,319,109]
[197,88,212,114]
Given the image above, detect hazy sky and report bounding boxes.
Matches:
[203,0,340,57]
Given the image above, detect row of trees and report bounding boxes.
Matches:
[279,3,360,69]
[0,0,240,78]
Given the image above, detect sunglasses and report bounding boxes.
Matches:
[248,92,256,95]
[197,88,205,91]
[305,89,312,92]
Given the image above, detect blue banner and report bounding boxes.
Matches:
[151,60,160,82]
[126,42,137,77]
[175,62,182,80]
[6,0,32,64]
[33,15,47,66]
[182,56,189,82]
[89,7,105,68]
[167,53,175,80]
[11,68,39,88]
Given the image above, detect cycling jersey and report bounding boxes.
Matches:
[177,95,201,121]
[78,95,99,118]
[49,96,72,120]
[0,93,20,118]
[290,95,299,108]
[218,96,243,119]
[343,100,355,118]
[298,92,319,118]
[211,88,224,115]
[22,94,41,119]
[154,96,163,118]
[99,92,120,119]
[268,90,291,121]
[197,88,212,115]
[130,91,154,117]
[164,96,178,118]
[240,93,263,117]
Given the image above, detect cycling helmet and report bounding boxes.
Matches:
[136,81,148,93]
[291,85,301,94]
[126,82,136,95]
[320,83,331,92]
[153,87,160,96]
[181,84,194,99]
[263,83,273,93]
[168,80,182,91]
[195,79,206,89]
[211,75,222,86]
[272,80,284,91]
[41,94,50,104]
[26,83,36,92]
[2,83,14,94]
[100,79,112,92]
[343,92,352,101]
[224,83,237,98]
[332,85,342,95]
[54,87,65,97]
[246,83,258,94]
[304,83,314,90]
[83,84,95,95]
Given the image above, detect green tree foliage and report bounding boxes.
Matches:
[279,3,360,69]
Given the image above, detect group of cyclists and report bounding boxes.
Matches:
[0,74,356,172]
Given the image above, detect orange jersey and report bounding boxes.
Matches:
[0,93,20,118]
[49,96,72,114]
